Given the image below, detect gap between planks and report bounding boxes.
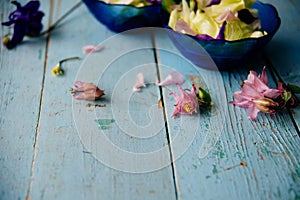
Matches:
[25,1,54,199]
[150,32,180,200]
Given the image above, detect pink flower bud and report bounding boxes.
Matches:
[71,81,104,100]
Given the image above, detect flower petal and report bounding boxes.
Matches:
[247,104,260,120]
[194,34,215,40]
[156,71,184,86]
[82,45,104,54]
[231,91,253,107]
[7,21,26,49]
[258,66,268,85]
[263,89,281,98]
[240,82,263,99]
[23,0,41,11]
[216,9,236,23]
[175,20,197,36]
[216,21,226,40]
[133,72,146,92]
[170,84,198,117]
[207,0,221,7]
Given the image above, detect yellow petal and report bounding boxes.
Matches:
[204,0,255,19]
[190,10,220,38]
[224,20,253,40]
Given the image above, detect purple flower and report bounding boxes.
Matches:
[2,1,44,49]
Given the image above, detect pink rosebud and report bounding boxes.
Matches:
[71,81,104,100]
[170,84,198,117]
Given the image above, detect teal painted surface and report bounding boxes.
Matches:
[153,1,300,198]
[24,1,176,200]
[263,0,300,130]
[0,1,50,199]
[0,0,299,200]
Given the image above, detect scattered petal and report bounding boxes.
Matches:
[82,45,104,54]
[133,73,146,92]
[156,71,184,86]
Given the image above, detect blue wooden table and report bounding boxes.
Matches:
[1,0,300,199]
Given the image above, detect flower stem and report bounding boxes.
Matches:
[40,1,82,36]
[59,56,81,65]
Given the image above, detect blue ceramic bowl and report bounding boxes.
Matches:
[82,0,162,32]
[166,1,281,70]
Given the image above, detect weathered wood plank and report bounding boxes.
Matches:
[263,0,300,130]
[0,0,50,199]
[154,26,300,199]
[27,2,176,199]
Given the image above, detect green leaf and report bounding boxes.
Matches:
[288,84,300,94]
[283,91,292,102]
[198,87,213,107]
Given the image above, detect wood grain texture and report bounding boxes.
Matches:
[26,1,176,200]
[153,25,300,200]
[1,0,299,199]
[0,1,50,199]
[263,0,300,130]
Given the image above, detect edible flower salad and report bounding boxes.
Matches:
[168,0,267,41]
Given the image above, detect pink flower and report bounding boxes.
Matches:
[82,45,104,54]
[170,84,198,117]
[231,67,281,120]
[133,73,146,92]
[71,81,104,100]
